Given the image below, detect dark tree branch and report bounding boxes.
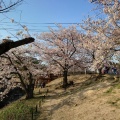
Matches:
[0,37,35,55]
[12,51,34,85]
[53,59,64,69]
[0,0,23,13]
[110,48,120,51]
[90,0,98,3]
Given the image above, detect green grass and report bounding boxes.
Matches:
[0,102,33,120]
[0,90,43,120]
[115,83,120,89]
[108,98,120,108]
[105,87,114,93]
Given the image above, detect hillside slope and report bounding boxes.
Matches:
[38,74,120,120]
[1,74,120,120]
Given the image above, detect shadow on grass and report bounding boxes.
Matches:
[34,74,120,119]
[36,74,119,100]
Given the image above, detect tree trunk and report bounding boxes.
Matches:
[98,67,102,75]
[15,71,34,99]
[85,68,86,75]
[25,84,34,99]
[0,37,34,55]
[63,70,68,88]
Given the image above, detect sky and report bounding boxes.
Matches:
[0,0,97,40]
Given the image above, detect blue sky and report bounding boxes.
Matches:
[0,0,97,40]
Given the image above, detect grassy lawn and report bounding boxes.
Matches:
[0,88,44,120]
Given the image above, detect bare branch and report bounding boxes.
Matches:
[0,0,23,13]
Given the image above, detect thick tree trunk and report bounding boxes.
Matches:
[63,70,68,88]
[25,84,34,99]
[98,68,102,75]
[0,37,34,55]
[14,71,34,99]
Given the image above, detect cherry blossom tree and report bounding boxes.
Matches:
[0,17,35,100]
[89,0,120,47]
[34,26,92,88]
[80,0,120,71]
[0,18,35,99]
[80,19,114,70]
[0,0,37,99]
[0,46,41,99]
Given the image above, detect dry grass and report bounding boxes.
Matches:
[37,74,120,120]
[1,74,120,120]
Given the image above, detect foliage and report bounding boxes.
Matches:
[34,26,94,87]
[0,51,39,99]
[35,26,92,70]
[80,0,120,70]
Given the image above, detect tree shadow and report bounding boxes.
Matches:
[34,74,118,100]
[37,74,120,119]
[41,74,118,100]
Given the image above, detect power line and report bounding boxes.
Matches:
[0,22,84,25]
[0,22,83,34]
